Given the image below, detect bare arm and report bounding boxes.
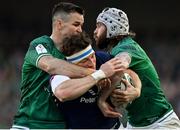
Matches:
[38,55,93,78]
[52,57,125,102]
[97,72,123,118]
[98,72,123,102]
[97,69,141,117]
[111,69,141,104]
[98,52,132,105]
[111,52,141,103]
[115,52,131,70]
[54,75,96,102]
[125,69,141,98]
[98,84,122,118]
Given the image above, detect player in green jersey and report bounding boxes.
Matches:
[94,7,180,129]
[11,2,93,129]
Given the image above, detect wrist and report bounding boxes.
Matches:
[91,70,106,83]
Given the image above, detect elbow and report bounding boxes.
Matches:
[39,62,56,75]
[45,65,56,75]
[54,88,69,102]
[38,56,57,75]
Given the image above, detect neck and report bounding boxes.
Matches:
[50,33,63,51]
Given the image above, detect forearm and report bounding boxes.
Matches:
[126,69,141,98]
[38,55,93,78]
[49,59,92,78]
[115,52,131,69]
[55,76,97,102]
[110,69,141,105]
[98,86,114,104]
[97,79,122,118]
[133,79,141,98]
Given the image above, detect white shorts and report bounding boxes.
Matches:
[121,110,180,129]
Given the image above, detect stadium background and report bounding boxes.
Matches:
[0,0,180,128]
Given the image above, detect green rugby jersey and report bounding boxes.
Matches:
[13,35,66,129]
[111,37,172,127]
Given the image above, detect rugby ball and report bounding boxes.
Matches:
[110,72,134,108]
[115,73,134,90]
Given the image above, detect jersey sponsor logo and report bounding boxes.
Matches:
[35,44,47,54]
[88,89,96,95]
[79,89,98,103]
[80,97,96,103]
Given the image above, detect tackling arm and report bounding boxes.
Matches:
[38,55,93,78]
[97,69,141,117]
[51,57,124,102]
[97,72,124,118]
[111,69,141,105]
[53,75,97,102]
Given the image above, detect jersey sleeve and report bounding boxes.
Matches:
[111,44,146,69]
[25,42,52,67]
[50,75,70,94]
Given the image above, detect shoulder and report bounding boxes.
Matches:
[95,51,113,69]
[111,37,138,56]
[30,35,53,47]
[31,35,50,43]
[118,37,137,49]
[95,51,113,60]
[27,35,55,54]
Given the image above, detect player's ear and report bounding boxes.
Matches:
[57,19,63,30]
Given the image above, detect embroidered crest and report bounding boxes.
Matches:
[35,44,47,54]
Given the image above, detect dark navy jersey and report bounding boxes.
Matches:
[59,51,119,129]
[95,51,113,69]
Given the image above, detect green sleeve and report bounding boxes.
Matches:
[25,42,52,67]
[111,43,148,70]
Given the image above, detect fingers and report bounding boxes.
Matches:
[109,58,125,68]
[111,96,129,103]
[106,78,111,88]
[108,58,124,68]
[104,110,122,118]
[100,57,128,78]
[109,57,121,63]
[111,89,130,102]
[98,101,122,118]
[104,105,122,118]
[97,78,111,89]
[121,79,132,88]
[112,89,126,96]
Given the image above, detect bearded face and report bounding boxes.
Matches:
[94,22,108,49]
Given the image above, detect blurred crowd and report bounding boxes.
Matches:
[0,32,180,128]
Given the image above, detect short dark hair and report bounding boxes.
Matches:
[52,2,84,21]
[61,32,92,56]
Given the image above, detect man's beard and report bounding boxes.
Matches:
[97,38,110,49]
